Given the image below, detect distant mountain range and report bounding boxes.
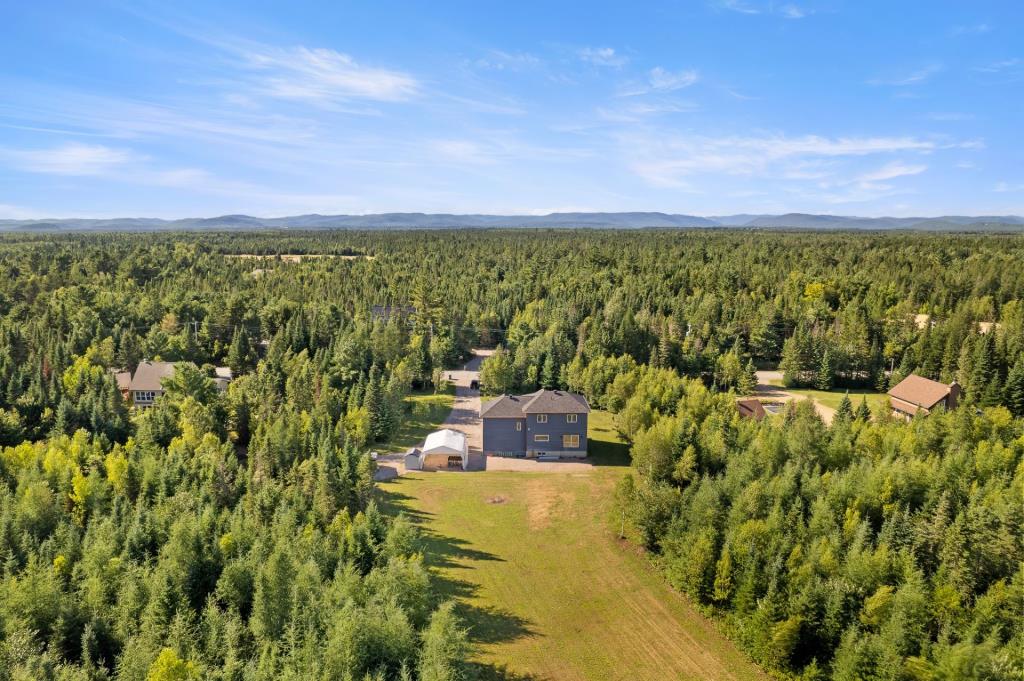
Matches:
[2,212,1023,232]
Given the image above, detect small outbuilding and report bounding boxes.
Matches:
[404,447,423,471]
[419,429,469,470]
[736,398,767,420]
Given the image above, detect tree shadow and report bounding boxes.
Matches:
[467,661,549,681]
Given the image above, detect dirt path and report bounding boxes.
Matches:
[755,370,836,424]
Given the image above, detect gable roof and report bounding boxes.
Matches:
[481,389,590,417]
[522,389,590,414]
[736,398,766,420]
[110,369,132,392]
[887,374,951,410]
[480,393,533,418]
[423,428,467,454]
[129,361,177,392]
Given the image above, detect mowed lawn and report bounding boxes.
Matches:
[379,389,455,453]
[782,386,889,412]
[381,411,765,681]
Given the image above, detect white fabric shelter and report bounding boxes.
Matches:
[419,428,469,470]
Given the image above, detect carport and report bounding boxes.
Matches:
[419,429,469,470]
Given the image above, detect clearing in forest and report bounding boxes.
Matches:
[380,412,765,681]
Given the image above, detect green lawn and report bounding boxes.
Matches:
[379,389,455,453]
[782,387,889,411]
[379,410,764,681]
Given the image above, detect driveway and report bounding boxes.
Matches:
[755,370,836,424]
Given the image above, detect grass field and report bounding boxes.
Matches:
[379,389,455,453]
[380,410,764,681]
[781,386,889,411]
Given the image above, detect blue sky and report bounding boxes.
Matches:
[1,1,1022,218]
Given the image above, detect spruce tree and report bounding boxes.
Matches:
[738,358,758,396]
[836,392,854,422]
[856,396,871,421]
[1004,356,1024,416]
[815,349,833,390]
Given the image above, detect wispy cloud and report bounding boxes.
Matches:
[857,161,927,182]
[974,58,1021,73]
[994,182,1024,193]
[3,143,138,175]
[620,67,699,96]
[716,0,761,15]
[240,46,419,104]
[473,50,542,71]
[578,47,628,67]
[623,132,939,188]
[951,23,991,36]
[868,64,943,86]
[778,4,807,19]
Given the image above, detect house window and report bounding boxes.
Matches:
[566,414,578,423]
[534,434,549,442]
[562,434,580,449]
[536,414,548,423]
[515,421,522,431]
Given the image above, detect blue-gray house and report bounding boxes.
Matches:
[480,389,590,458]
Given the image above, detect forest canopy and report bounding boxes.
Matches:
[0,228,1021,680]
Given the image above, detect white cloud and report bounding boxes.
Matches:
[868,64,942,86]
[242,45,419,103]
[974,58,1021,73]
[717,0,760,15]
[620,68,699,96]
[4,143,137,175]
[624,132,938,187]
[474,50,542,71]
[857,162,927,182]
[951,23,991,36]
[578,47,628,67]
[779,4,806,19]
[994,182,1024,193]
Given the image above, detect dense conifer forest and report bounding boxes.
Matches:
[0,229,1021,680]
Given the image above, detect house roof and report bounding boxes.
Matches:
[887,374,951,410]
[736,398,766,420]
[480,393,534,418]
[111,369,132,392]
[522,389,590,414]
[423,428,467,455]
[481,389,590,417]
[129,361,177,392]
[214,366,233,380]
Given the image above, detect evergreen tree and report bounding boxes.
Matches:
[737,358,758,396]
[815,349,834,390]
[835,392,854,422]
[1003,356,1024,416]
[856,396,871,421]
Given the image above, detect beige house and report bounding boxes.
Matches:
[888,374,960,419]
[129,360,177,408]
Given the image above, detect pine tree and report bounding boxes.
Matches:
[737,358,758,395]
[815,349,833,390]
[1004,356,1024,416]
[226,326,253,375]
[363,365,387,442]
[836,392,854,422]
[541,353,558,389]
[856,396,871,421]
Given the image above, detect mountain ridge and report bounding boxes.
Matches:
[1,212,1022,231]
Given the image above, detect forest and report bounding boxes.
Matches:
[0,228,1021,680]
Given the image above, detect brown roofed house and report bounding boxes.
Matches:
[129,360,177,408]
[887,374,960,419]
[736,398,767,420]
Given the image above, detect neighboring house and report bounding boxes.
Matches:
[481,389,590,458]
[406,429,468,470]
[214,366,233,393]
[736,398,767,420]
[111,369,132,399]
[888,374,960,419]
[129,360,177,408]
